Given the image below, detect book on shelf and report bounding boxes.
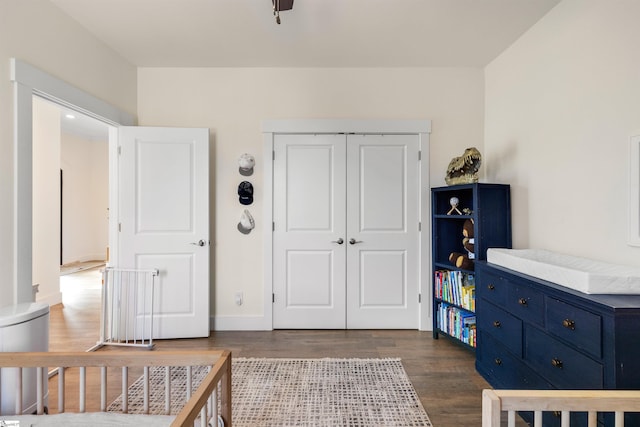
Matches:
[434,270,475,311]
[436,302,477,347]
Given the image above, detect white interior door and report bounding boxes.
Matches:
[346,134,419,328]
[273,134,347,328]
[273,133,419,329]
[118,126,210,339]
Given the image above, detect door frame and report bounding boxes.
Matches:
[262,119,432,331]
[10,58,135,304]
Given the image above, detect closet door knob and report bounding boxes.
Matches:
[331,238,344,245]
[518,297,528,306]
[349,238,363,245]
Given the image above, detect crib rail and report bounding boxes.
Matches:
[0,350,232,427]
[483,389,640,427]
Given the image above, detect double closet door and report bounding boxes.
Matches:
[273,133,420,329]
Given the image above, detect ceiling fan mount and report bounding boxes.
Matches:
[272,0,294,24]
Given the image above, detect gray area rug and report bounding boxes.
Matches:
[109,357,433,426]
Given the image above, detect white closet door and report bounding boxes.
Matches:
[272,134,347,329]
[346,134,420,329]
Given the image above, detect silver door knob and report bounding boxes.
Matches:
[190,240,207,247]
[349,238,362,245]
[331,238,344,245]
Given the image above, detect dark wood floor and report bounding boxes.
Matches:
[49,269,519,427]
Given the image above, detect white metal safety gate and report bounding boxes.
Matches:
[95,267,159,350]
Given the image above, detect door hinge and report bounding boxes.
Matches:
[118,223,122,232]
[418,150,421,161]
[118,146,122,156]
[272,222,275,231]
[418,222,422,232]
[272,293,275,303]
[273,150,275,161]
[418,293,422,303]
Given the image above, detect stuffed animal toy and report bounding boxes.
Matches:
[449,252,474,270]
[462,219,475,256]
[449,218,476,270]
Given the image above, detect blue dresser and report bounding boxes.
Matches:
[476,261,640,426]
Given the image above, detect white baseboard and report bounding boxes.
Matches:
[211,315,272,331]
[36,291,62,307]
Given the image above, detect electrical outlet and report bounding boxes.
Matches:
[234,292,243,306]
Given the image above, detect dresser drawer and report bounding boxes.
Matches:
[477,301,522,357]
[507,284,544,326]
[477,332,552,390]
[525,325,603,389]
[477,268,507,306]
[546,297,602,359]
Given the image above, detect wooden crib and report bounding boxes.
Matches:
[483,389,640,427]
[0,349,231,427]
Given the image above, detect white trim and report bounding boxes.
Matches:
[418,131,432,331]
[630,135,640,247]
[262,119,432,331]
[262,119,431,134]
[11,58,135,303]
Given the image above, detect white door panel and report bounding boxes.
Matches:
[119,126,209,339]
[273,134,346,329]
[346,134,419,329]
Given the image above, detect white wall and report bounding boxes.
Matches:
[137,67,484,327]
[0,0,136,308]
[32,98,61,305]
[484,0,640,267]
[61,133,109,265]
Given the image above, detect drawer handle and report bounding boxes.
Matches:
[518,297,528,306]
[562,319,576,330]
[494,358,502,366]
[551,357,563,369]
[488,284,495,290]
[493,320,501,328]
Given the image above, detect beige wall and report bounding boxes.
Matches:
[484,0,640,266]
[0,0,136,307]
[61,132,109,266]
[137,67,484,323]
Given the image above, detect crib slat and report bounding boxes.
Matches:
[211,385,218,427]
[561,411,570,427]
[534,411,542,426]
[588,411,597,427]
[186,366,192,400]
[200,406,207,427]
[15,367,23,414]
[143,366,150,414]
[165,366,171,415]
[37,366,45,415]
[615,411,624,427]
[507,410,515,427]
[58,367,66,413]
[79,366,86,413]
[122,366,129,413]
[100,366,107,411]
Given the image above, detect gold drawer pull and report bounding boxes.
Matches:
[488,284,495,290]
[494,358,502,366]
[493,320,501,328]
[518,297,528,306]
[562,319,576,330]
[551,357,563,369]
